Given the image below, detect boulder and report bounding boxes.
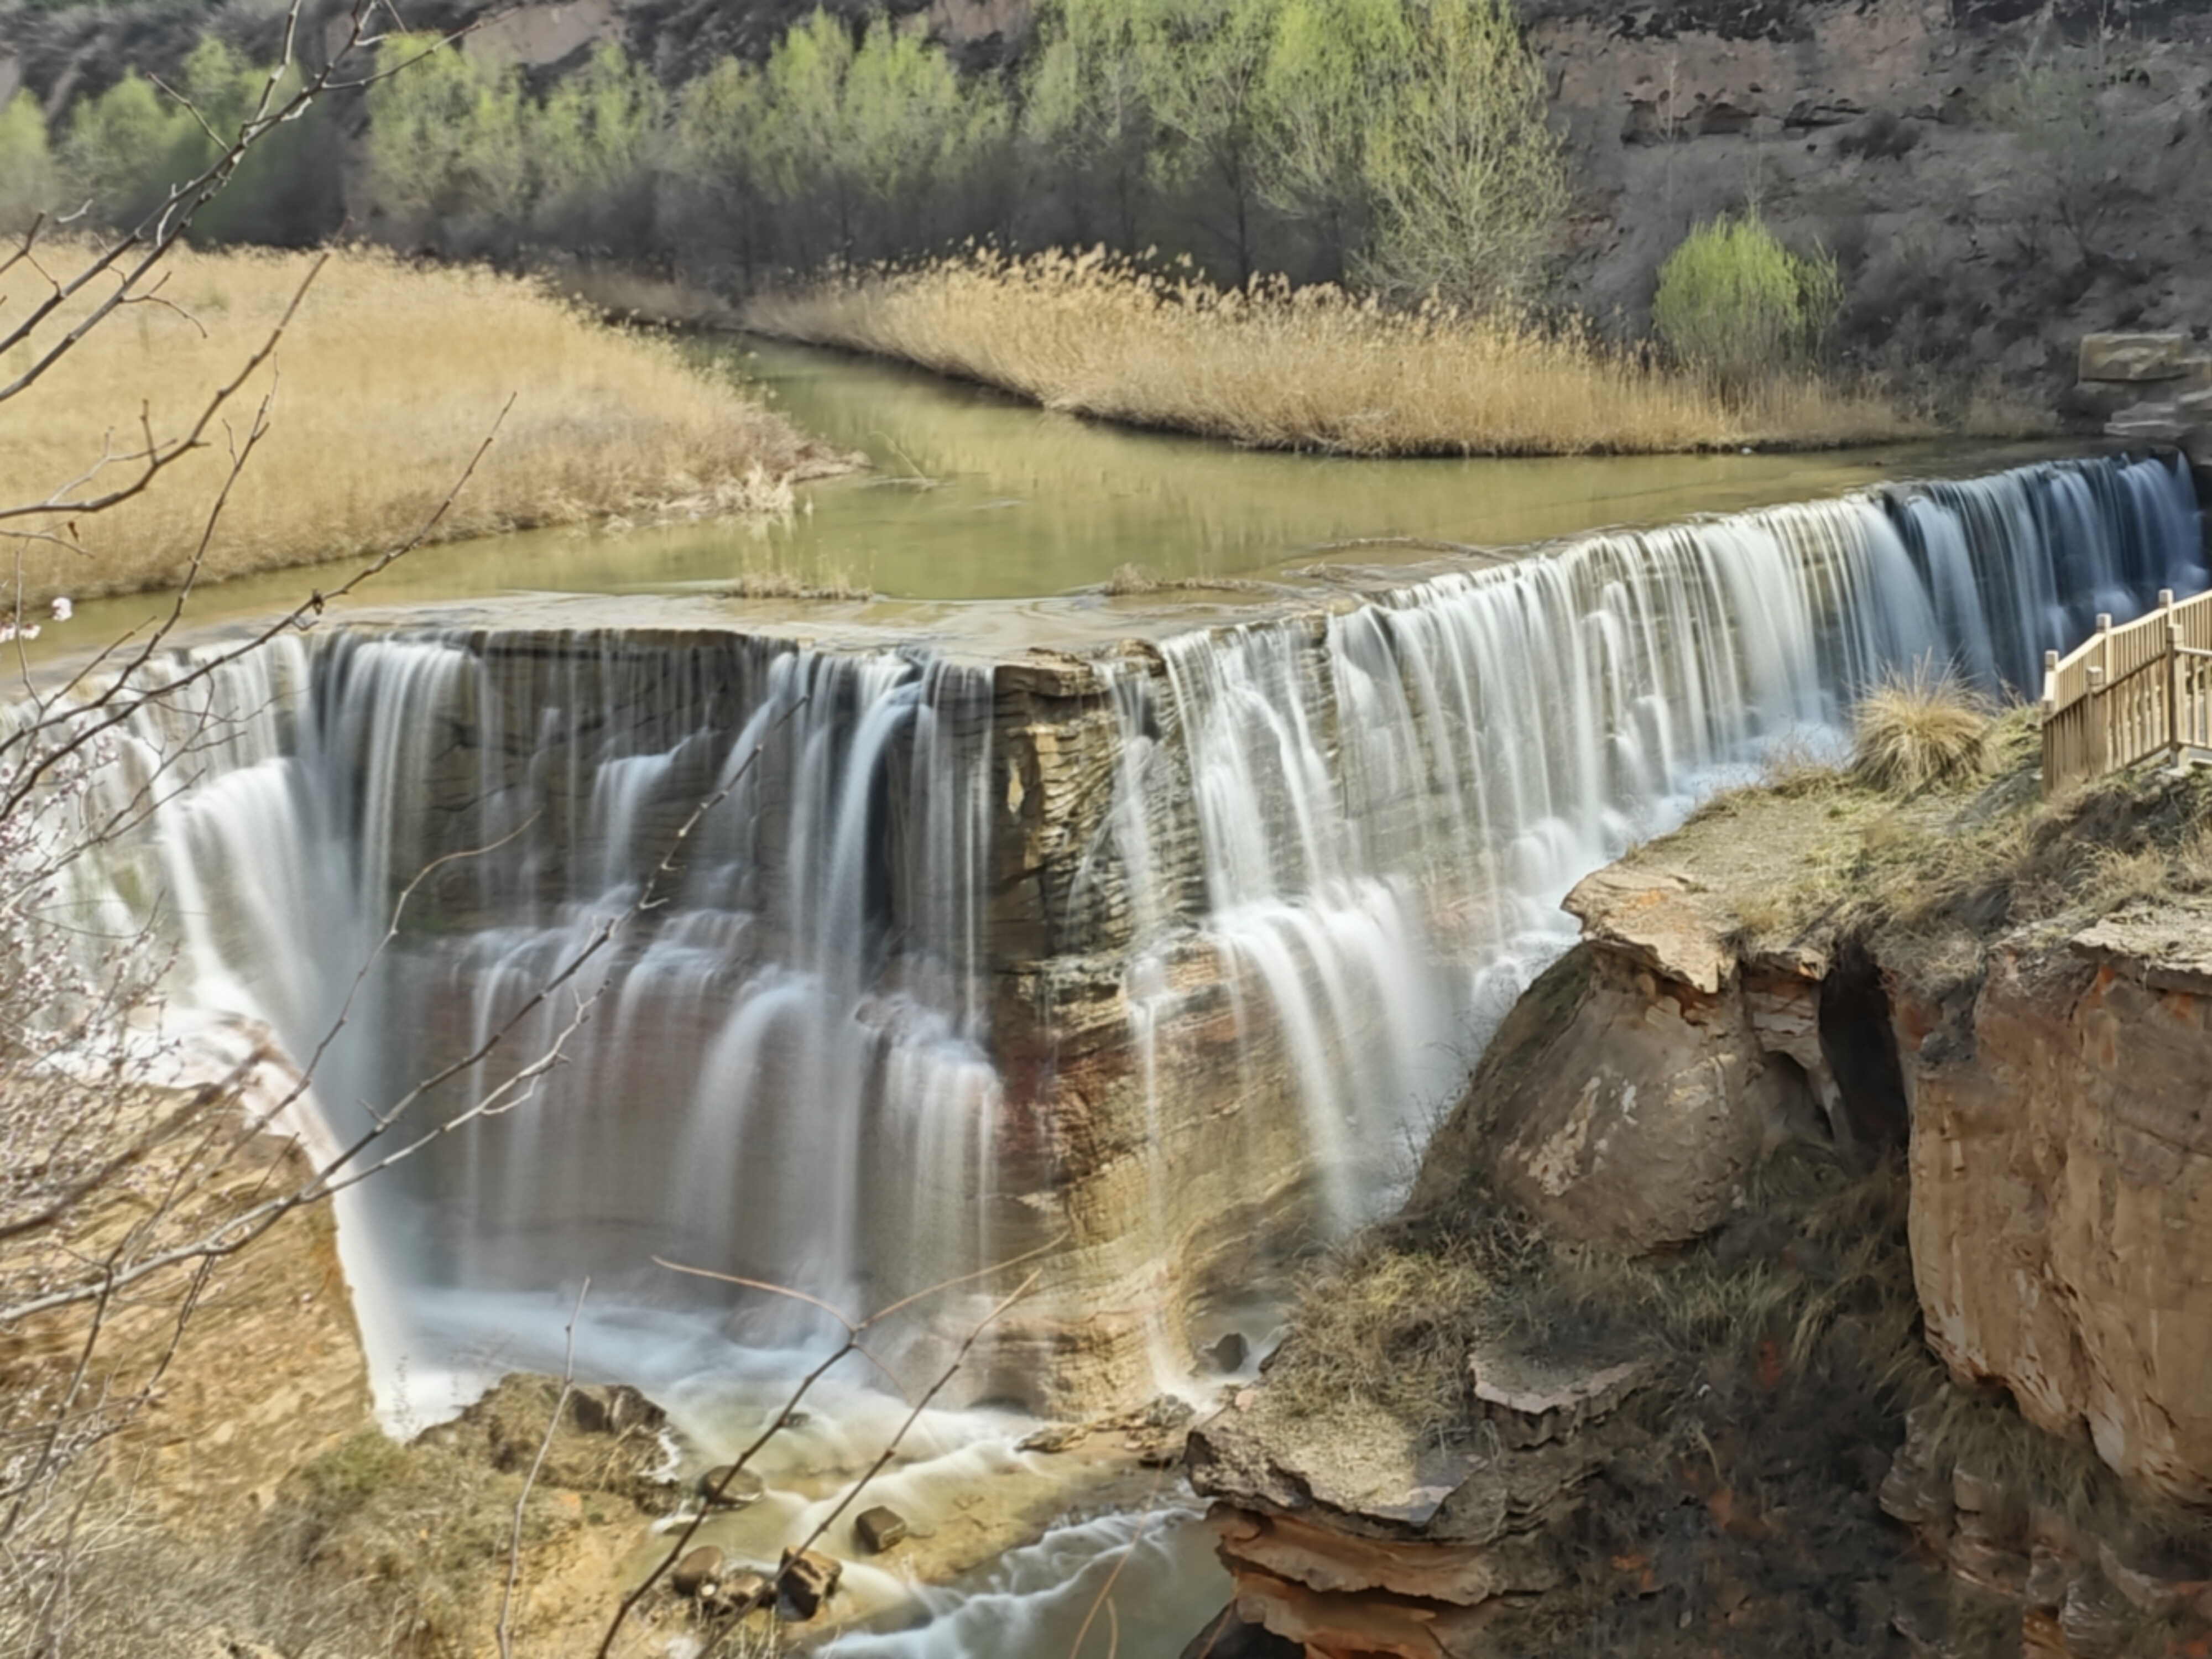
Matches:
[670,1545,724,1597]
[719,1568,770,1609]
[567,1383,658,1437]
[418,1373,673,1511]
[1561,865,1736,994]
[2057,1574,2134,1659]
[779,1547,842,1620]
[1208,1331,1252,1375]
[1467,1337,1651,1451]
[2105,401,2194,441]
[2078,332,2193,383]
[1483,947,1778,1253]
[854,1505,909,1554]
[1180,1605,1305,1658]
[698,1464,765,1507]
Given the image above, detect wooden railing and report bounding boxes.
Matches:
[2041,587,2212,796]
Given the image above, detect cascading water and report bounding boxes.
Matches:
[1082,452,2206,1243]
[44,451,2205,1434]
[69,630,1009,1400]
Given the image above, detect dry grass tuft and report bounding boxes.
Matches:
[1265,1236,1494,1431]
[1852,662,1996,793]
[1102,561,1268,597]
[0,244,851,608]
[745,249,1960,458]
[2088,843,2174,911]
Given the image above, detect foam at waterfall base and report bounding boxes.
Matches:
[825,1506,1225,1657]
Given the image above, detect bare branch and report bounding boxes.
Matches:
[498,1277,588,1659]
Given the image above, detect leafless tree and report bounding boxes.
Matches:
[0,8,575,1650]
[2,19,1070,1656]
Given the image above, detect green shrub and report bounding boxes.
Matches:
[0,92,58,233]
[1652,212,1841,399]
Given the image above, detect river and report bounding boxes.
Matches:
[23,341,2202,1657]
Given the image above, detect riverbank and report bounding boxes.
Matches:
[743,252,2039,458]
[1186,698,2212,1656]
[0,245,852,613]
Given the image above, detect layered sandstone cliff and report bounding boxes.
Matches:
[1186,743,2212,1658]
[1901,909,2212,1506]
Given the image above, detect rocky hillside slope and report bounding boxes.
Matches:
[3,0,2208,410]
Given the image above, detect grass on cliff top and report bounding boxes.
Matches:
[1263,1140,1919,1437]
[743,250,2029,458]
[1661,693,2212,989]
[0,244,851,611]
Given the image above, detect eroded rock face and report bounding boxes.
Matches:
[2079,333,2198,385]
[1415,867,1835,1254]
[1880,1400,2212,1656]
[1900,911,2212,1503]
[1186,1349,1640,1659]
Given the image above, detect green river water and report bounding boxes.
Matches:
[19,338,2070,674]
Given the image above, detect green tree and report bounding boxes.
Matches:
[670,54,773,274]
[680,12,1008,268]
[1257,0,1407,280]
[841,18,1008,244]
[0,92,59,234]
[365,35,532,232]
[178,38,342,246]
[60,70,202,229]
[1651,212,1841,400]
[754,12,862,257]
[1136,0,1283,283]
[1359,0,1567,308]
[1021,0,1158,249]
[535,41,666,236]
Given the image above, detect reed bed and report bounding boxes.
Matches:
[0,245,849,609]
[745,249,1933,458]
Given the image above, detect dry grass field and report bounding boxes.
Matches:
[0,246,849,609]
[747,251,2016,457]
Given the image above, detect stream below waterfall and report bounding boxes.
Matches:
[19,340,2208,1656]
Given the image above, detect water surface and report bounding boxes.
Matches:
[14,337,2085,678]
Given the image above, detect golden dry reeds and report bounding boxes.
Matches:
[1851,661,1996,793]
[0,245,850,608]
[744,249,1931,458]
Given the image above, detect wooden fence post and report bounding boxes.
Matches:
[2041,648,2062,794]
[2171,623,2185,765]
[2088,664,2107,780]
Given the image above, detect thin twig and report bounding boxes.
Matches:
[498,1277,589,1659]
[1066,1463,1167,1659]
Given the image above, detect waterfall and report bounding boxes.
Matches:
[39,450,2204,1411]
[1088,452,2206,1227]
[59,630,1006,1396]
